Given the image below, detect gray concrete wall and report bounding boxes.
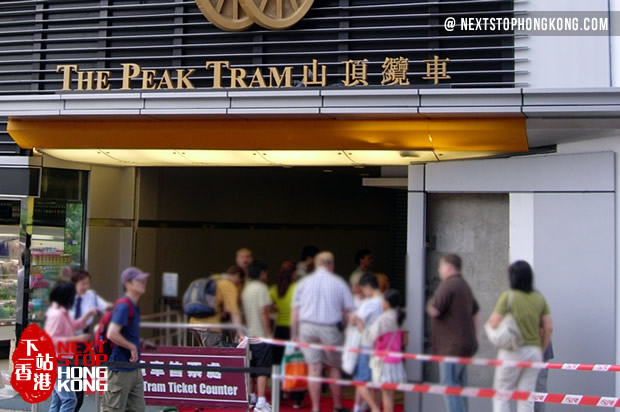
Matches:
[86,166,137,306]
[415,152,617,411]
[421,193,509,412]
[535,193,615,411]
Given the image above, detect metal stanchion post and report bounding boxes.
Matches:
[31,403,37,412]
[271,364,281,412]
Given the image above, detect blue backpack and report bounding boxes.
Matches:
[182,275,218,317]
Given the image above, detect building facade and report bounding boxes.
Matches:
[0,1,619,411]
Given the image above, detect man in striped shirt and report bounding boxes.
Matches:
[292,251,354,412]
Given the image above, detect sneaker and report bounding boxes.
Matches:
[254,402,272,412]
[293,401,304,409]
[249,394,257,407]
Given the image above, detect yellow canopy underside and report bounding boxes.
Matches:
[8,117,528,152]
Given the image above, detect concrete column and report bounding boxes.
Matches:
[611,0,620,86]
[508,193,535,263]
[405,165,426,412]
[86,166,137,303]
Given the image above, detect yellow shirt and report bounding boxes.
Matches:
[269,283,296,327]
[189,277,240,327]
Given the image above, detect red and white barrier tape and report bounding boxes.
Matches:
[259,337,620,373]
[273,374,620,408]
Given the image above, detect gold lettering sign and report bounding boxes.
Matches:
[194,0,314,32]
[56,57,450,91]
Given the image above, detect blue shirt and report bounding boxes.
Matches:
[109,297,140,371]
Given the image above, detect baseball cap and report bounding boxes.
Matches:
[121,267,150,284]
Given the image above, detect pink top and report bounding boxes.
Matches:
[376,330,404,364]
[44,303,86,354]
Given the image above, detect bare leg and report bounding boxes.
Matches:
[382,389,395,412]
[354,389,363,409]
[308,363,323,412]
[257,376,267,399]
[358,387,380,412]
[329,366,343,409]
[249,378,255,399]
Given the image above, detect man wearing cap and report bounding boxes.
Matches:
[102,267,149,412]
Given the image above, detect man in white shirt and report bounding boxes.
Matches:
[292,251,354,412]
[69,270,111,332]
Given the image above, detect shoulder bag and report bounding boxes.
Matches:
[485,291,524,351]
[370,330,399,383]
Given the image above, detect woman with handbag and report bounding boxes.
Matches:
[367,289,408,412]
[486,261,553,412]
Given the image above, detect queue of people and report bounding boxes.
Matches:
[39,244,552,412]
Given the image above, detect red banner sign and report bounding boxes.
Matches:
[141,346,249,409]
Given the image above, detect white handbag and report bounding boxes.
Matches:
[485,291,524,351]
[341,324,362,375]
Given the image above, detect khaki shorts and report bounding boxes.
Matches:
[102,368,145,412]
[299,322,343,368]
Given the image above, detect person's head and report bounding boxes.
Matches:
[249,260,269,283]
[121,267,150,297]
[301,245,319,265]
[383,289,406,326]
[355,249,374,272]
[49,281,77,310]
[315,251,335,273]
[277,260,296,297]
[71,270,91,296]
[508,260,534,293]
[225,265,244,286]
[236,248,254,274]
[438,254,462,280]
[358,272,379,298]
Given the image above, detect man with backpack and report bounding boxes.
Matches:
[187,265,245,347]
[101,267,149,412]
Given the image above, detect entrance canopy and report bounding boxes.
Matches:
[8,117,527,167]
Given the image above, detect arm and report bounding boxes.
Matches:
[221,282,244,339]
[230,312,245,340]
[351,313,364,330]
[427,283,447,319]
[291,307,299,341]
[487,312,504,329]
[107,322,138,362]
[426,302,441,318]
[76,307,98,328]
[96,293,112,312]
[260,305,272,338]
[541,314,553,352]
[487,292,509,329]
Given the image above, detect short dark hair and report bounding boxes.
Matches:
[509,260,534,293]
[355,249,372,266]
[226,265,244,277]
[359,272,379,289]
[50,281,77,310]
[71,269,90,284]
[249,260,268,280]
[301,245,319,261]
[441,254,462,271]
